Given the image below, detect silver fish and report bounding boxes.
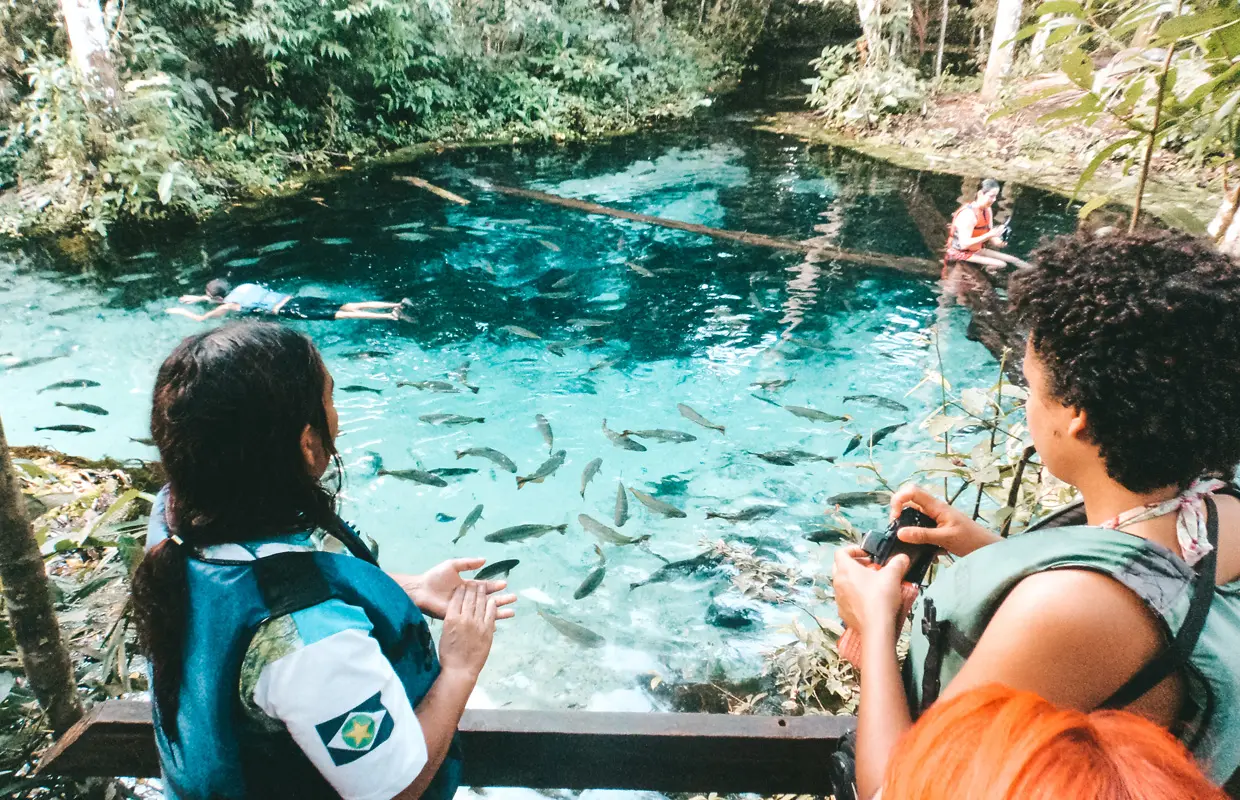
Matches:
[517,450,566,489]
[37,379,100,394]
[455,504,484,544]
[399,380,459,393]
[456,447,518,473]
[568,318,611,328]
[536,414,554,453]
[827,491,893,508]
[340,385,383,395]
[420,413,485,426]
[602,419,646,451]
[537,605,605,647]
[621,429,697,444]
[751,378,794,390]
[485,523,568,543]
[5,354,66,371]
[705,504,783,522]
[379,468,448,488]
[501,325,541,340]
[581,457,603,498]
[615,482,630,528]
[54,402,108,416]
[537,240,561,252]
[629,488,686,519]
[474,558,518,580]
[843,434,864,457]
[751,449,835,466]
[573,546,607,600]
[844,394,909,413]
[579,514,649,546]
[785,405,850,423]
[870,423,907,447]
[629,552,723,590]
[677,403,725,433]
[35,424,94,433]
[627,261,655,278]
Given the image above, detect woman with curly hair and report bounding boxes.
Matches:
[833,231,1240,797]
[881,684,1226,800]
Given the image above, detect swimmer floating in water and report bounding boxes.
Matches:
[168,279,413,322]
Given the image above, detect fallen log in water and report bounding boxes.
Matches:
[484,182,943,277]
[395,175,472,205]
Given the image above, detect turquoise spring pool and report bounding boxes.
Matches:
[0,119,1076,711]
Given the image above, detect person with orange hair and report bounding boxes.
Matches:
[881,684,1227,800]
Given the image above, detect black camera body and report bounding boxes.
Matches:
[860,507,939,585]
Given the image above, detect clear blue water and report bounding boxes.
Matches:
[0,122,1075,711]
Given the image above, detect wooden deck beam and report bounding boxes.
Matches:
[39,701,855,792]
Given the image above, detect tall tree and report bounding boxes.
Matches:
[934,0,950,76]
[980,0,1023,100]
[58,0,119,113]
[0,415,83,736]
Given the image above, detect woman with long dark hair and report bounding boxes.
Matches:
[132,321,515,799]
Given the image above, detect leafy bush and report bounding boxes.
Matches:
[805,43,927,127]
[0,0,740,236]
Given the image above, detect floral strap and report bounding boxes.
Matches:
[1099,478,1226,567]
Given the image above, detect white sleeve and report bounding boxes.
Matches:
[253,628,429,800]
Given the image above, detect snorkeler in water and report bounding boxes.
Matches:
[168,279,413,322]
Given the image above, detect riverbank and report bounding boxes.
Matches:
[759,89,1219,233]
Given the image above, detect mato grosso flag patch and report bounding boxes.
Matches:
[315,692,395,766]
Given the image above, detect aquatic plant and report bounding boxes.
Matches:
[1003,0,1240,242]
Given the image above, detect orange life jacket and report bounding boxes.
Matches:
[947,203,992,253]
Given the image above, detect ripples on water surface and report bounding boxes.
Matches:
[0,123,1073,711]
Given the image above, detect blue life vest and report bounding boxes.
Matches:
[147,501,463,799]
[224,283,290,314]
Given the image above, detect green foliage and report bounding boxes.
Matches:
[1008,0,1240,224]
[1,0,745,236]
[805,43,927,127]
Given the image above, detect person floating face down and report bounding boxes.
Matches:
[167,279,414,322]
[130,322,517,800]
[944,178,1030,270]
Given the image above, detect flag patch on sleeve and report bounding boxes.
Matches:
[315,692,395,766]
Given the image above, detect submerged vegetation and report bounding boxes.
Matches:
[0,0,768,236]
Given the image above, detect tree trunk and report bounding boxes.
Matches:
[630,0,664,41]
[980,0,1023,101]
[58,0,119,113]
[857,0,884,61]
[0,415,83,736]
[934,0,950,76]
[1210,182,1240,257]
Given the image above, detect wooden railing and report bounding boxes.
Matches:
[40,700,855,792]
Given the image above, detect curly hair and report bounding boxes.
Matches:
[1009,230,1240,493]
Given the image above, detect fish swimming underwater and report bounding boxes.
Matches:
[516,450,567,489]
[485,523,568,543]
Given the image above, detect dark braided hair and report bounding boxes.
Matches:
[1009,230,1240,493]
[131,321,341,740]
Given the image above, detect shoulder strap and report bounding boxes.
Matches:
[1102,495,1220,709]
[251,551,335,618]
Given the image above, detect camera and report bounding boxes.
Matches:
[860,506,939,584]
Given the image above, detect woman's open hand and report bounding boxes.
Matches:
[391,558,517,621]
[833,546,910,642]
[438,584,496,680]
[890,484,1000,558]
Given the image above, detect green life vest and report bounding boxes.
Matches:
[906,520,1240,783]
